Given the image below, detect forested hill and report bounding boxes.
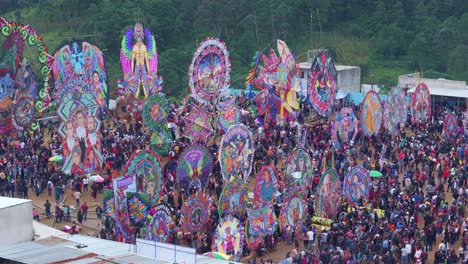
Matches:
[1,0,467,99]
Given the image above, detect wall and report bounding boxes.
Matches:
[0,198,33,245]
[299,64,361,94]
[136,238,196,264]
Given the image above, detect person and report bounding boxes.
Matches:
[81,202,88,221]
[96,204,103,226]
[82,177,88,192]
[63,120,76,158]
[77,209,83,224]
[74,190,81,207]
[307,228,315,249]
[44,200,51,218]
[33,208,40,222]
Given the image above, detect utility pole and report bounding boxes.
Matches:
[270,1,275,43]
[310,8,313,48]
[316,8,322,45]
[254,10,260,50]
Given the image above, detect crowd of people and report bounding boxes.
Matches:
[0,93,467,263]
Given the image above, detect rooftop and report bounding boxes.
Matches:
[0,197,31,209]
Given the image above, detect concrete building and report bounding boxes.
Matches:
[298,62,361,93]
[0,197,33,246]
[399,73,468,110]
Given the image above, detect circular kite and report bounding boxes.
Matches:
[189,38,231,104]
[343,165,371,206]
[307,51,337,117]
[176,145,213,195]
[410,82,431,123]
[444,113,458,141]
[219,124,254,182]
[124,149,163,205]
[181,192,210,234]
[218,178,248,217]
[285,147,314,187]
[280,194,307,230]
[384,87,407,134]
[146,203,174,242]
[253,165,279,204]
[13,96,35,128]
[1,17,53,131]
[332,107,359,148]
[212,215,244,261]
[143,94,169,131]
[314,168,342,219]
[247,203,276,237]
[361,91,383,136]
[150,123,171,156]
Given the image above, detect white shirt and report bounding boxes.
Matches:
[76,126,86,138]
[307,230,314,241]
[83,178,88,185]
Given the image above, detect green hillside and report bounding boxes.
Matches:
[1,0,467,100]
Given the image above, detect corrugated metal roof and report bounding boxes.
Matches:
[0,236,162,264]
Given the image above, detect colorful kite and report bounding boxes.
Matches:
[384,87,407,133]
[219,124,254,182]
[124,149,163,205]
[182,104,214,143]
[112,175,137,241]
[150,123,171,156]
[361,91,383,136]
[189,38,230,104]
[103,189,115,217]
[343,165,371,206]
[120,23,162,98]
[332,107,359,148]
[212,215,244,261]
[57,91,103,176]
[181,192,210,234]
[217,97,240,132]
[218,178,249,217]
[12,96,35,128]
[253,165,279,204]
[52,41,108,109]
[444,113,458,142]
[410,82,431,123]
[247,203,276,237]
[176,145,213,194]
[126,192,151,227]
[247,40,299,127]
[307,51,337,117]
[146,203,174,242]
[280,194,307,230]
[314,168,342,219]
[143,93,169,131]
[0,17,54,132]
[285,147,314,187]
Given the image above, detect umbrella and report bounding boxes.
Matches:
[90,175,104,183]
[203,252,231,260]
[49,155,63,162]
[369,170,382,177]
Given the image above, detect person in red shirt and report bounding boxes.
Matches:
[81,202,88,221]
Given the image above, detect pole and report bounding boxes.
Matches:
[254,10,260,50]
[310,8,313,48]
[270,1,275,43]
[316,8,322,45]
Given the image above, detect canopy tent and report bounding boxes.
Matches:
[336,90,349,100]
